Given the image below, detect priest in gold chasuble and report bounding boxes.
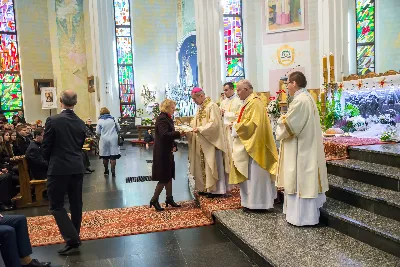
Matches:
[186,88,231,196]
[220,82,243,162]
[230,80,278,210]
[276,71,329,226]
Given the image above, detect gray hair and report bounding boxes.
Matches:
[237,79,253,90]
[60,90,78,107]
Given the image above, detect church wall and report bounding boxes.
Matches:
[243,0,319,96]
[131,0,178,113]
[376,0,400,73]
[14,0,54,123]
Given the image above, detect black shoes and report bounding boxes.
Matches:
[0,203,15,211]
[104,169,109,175]
[149,199,164,211]
[24,259,51,267]
[58,242,81,255]
[165,196,181,208]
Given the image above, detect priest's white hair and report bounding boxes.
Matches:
[237,79,253,91]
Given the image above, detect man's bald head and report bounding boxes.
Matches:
[60,90,78,108]
[236,79,254,100]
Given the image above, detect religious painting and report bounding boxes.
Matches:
[266,0,305,33]
[87,76,95,92]
[34,79,54,95]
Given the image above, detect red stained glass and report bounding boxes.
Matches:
[0,34,20,72]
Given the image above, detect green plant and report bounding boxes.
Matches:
[142,118,153,126]
[344,103,360,117]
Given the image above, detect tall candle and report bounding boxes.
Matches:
[323,55,328,84]
[329,52,335,83]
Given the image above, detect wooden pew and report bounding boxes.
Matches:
[11,156,48,208]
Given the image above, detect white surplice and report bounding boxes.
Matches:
[232,124,276,209]
[276,89,329,226]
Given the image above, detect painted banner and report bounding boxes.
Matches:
[41,87,57,109]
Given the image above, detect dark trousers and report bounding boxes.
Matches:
[0,173,13,204]
[82,151,90,169]
[0,215,32,267]
[47,174,83,246]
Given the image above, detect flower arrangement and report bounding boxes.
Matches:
[267,96,280,119]
[380,125,399,142]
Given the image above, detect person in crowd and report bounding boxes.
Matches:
[17,111,26,124]
[12,115,19,127]
[85,119,95,137]
[13,124,31,156]
[276,71,329,226]
[10,130,17,143]
[2,131,14,159]
[150,99,185,211]
[36,120,43,128]
[220,82,242,161]
[42,90,86,255]
[143,129,154,149]
[186,88,230,198]
[0,214,51,266]
[96,107,121,177]
[26,124,33,140]
[26,128,48,180]
[230,80,279,211]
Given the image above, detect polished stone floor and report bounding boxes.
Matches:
[4,145,256,267]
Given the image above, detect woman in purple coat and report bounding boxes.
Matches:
[150,99,185,211]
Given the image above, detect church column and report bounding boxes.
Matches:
[318,0,349,85]
[194,0,224,101]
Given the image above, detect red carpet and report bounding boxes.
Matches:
[27,201,212,247]
[195,187,242,219]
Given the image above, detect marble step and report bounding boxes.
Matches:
[320,197,400,257]
[214,208,400,267]
[327,174,400,221]
[349,144,400,168]
[327,159,400,191]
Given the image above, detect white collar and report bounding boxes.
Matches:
[227,93,237,100]
[294,88,307,99]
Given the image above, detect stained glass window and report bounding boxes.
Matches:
[113,0,135,118]
[356,0,375,75]
[0,0,23,120]
[224,0,244,84]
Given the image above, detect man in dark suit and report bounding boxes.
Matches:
[13,124,31,156]
[26,128,48,180]
[42,90,86,256]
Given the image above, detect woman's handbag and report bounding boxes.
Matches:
[113,118,124,146]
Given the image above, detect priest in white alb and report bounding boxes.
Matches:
[230,80,279,211]
[186,88,231,197]
[275,71,329,226]
[220,82,242,160]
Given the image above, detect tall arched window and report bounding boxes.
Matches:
[356,0,375,75]
[223,0,245,83]
[0,0,23,121]
[113,0,135,118]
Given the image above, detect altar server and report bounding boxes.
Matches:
[186,88,230,197]
[230,80,278,211]
[220,82,242,160]
[276,71,329,226]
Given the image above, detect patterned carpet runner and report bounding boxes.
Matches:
[323,137,382,160]
[28,201,213,247]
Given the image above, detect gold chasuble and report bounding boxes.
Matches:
[230,93,278,185]
[275,90,329,198]
[187,97,230,192]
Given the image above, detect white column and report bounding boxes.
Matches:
[194,0,224,101]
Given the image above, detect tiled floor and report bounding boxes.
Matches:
[3,145,256,267]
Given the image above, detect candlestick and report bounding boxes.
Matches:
[323,55,328,84]
[329,52,335,83]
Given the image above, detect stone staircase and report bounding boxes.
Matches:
[323,144,400,257]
